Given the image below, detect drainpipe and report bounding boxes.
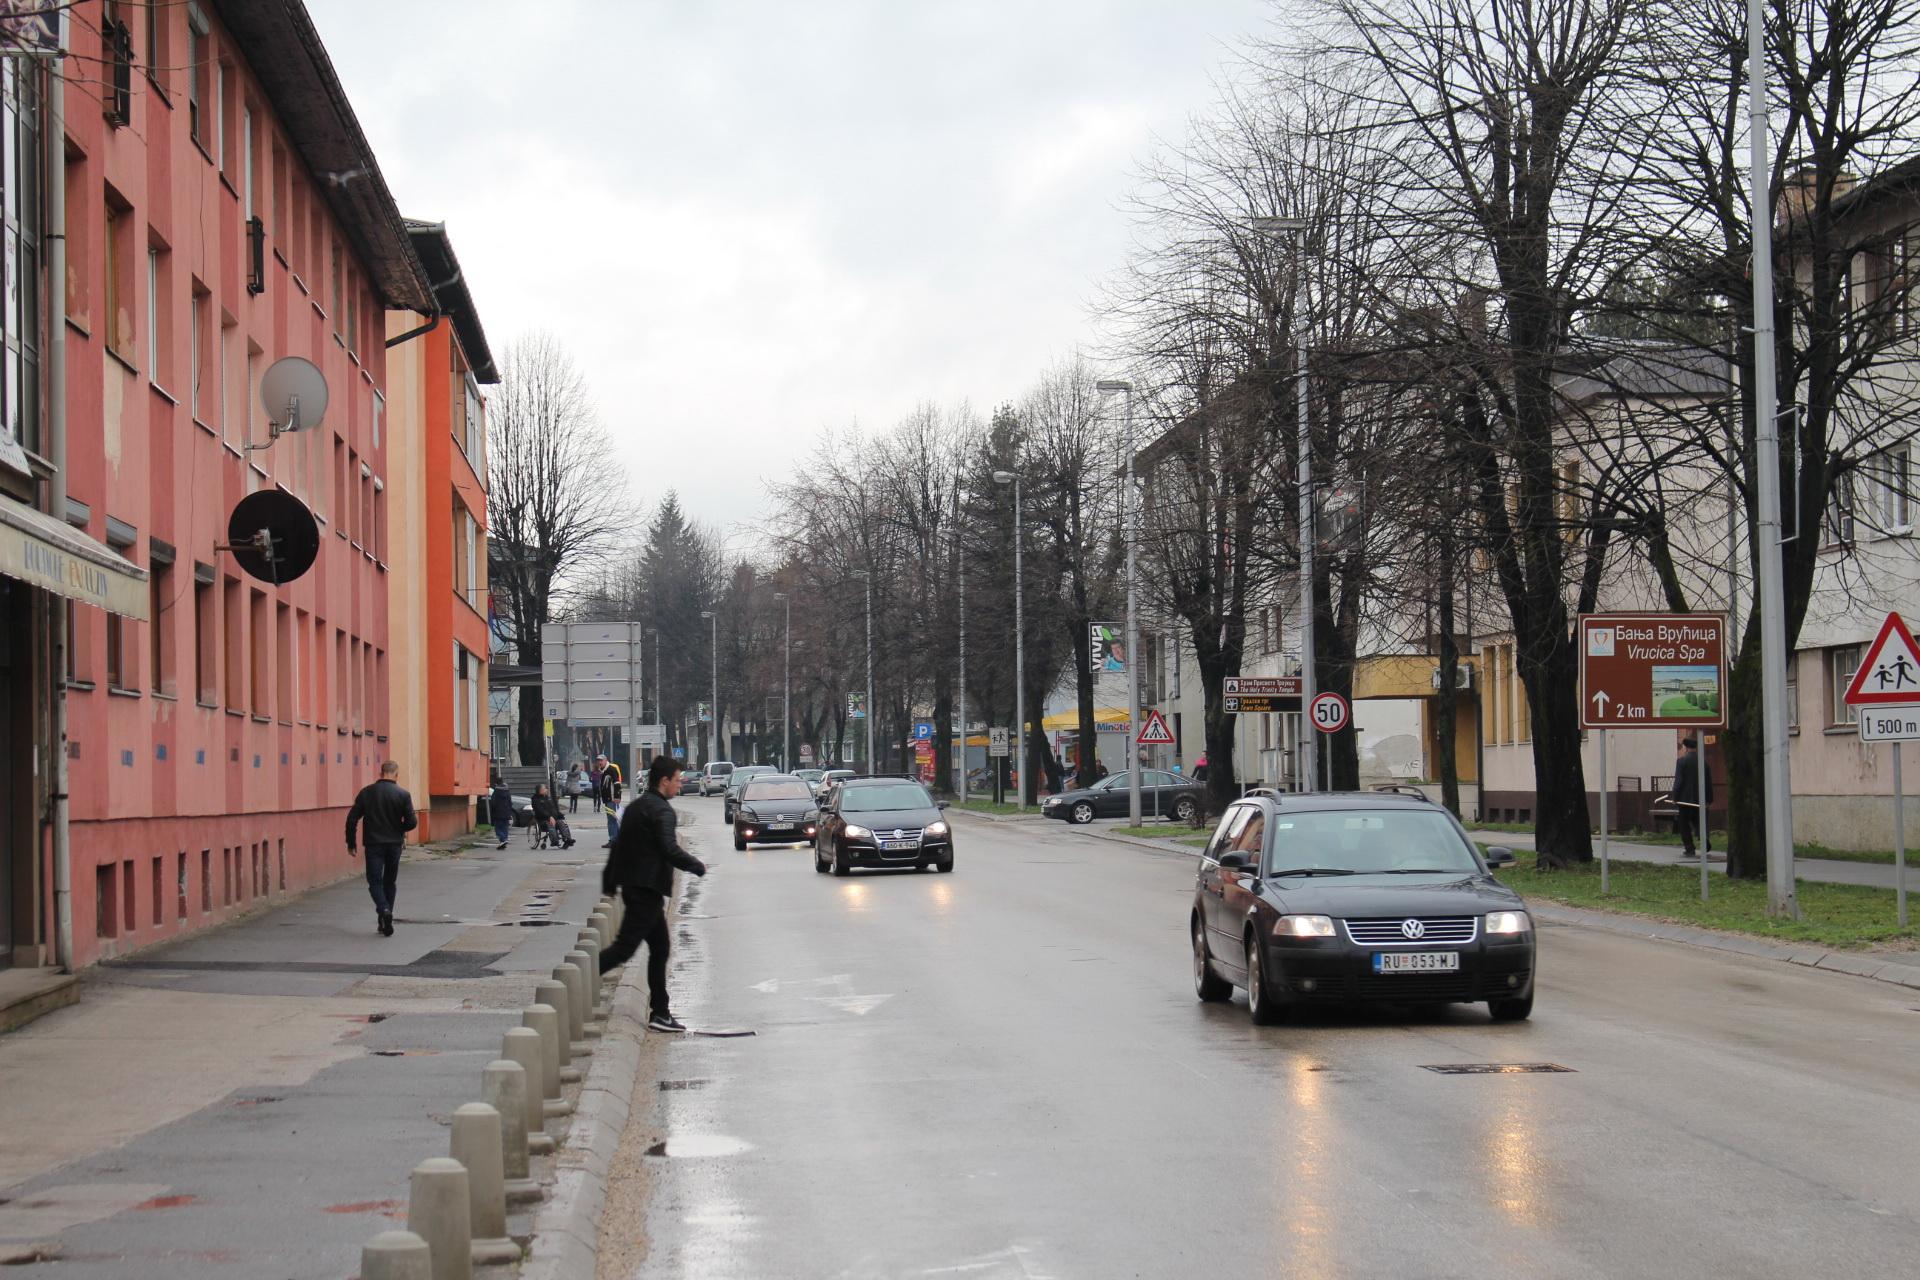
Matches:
[45,51,72,972]
[384,308,440,349]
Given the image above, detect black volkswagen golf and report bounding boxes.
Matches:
[814,777,954,875]
[1190,793,1533,1024]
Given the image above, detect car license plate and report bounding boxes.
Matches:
[767,822,794,831]
[881,838,919,851]
[1373,951,1460,974]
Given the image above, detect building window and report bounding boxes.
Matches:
[193,564,217,705]
[223,575,243,712]
[222,316,240,448]
[2,56,42,456]
[146,237,172,387]
[242,106,255,220]
[1867,444,1911,534]
[105,523,136,692]
[189,282,210,422]
[149,550,175,696]
[1785,657,1800,731]
[145,1,170,97]
[330,240,343,329]
[186,4,210,151]
[250,590,269,716]
[275,602,292,723]
[1830,645,1862,726]
[103,188,135,361]
[1826,472,1856,546]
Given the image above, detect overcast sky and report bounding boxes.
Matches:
[308,0,1273,541]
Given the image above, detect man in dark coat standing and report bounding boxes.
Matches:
[1673,736,1714,859]
[489,775,514,850]
[601,756,707,1032]
[347,760,417,935]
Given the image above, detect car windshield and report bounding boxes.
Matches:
[745,779,812,800]
[798,770,823,782]
[841,783,934,812]
[1265,809,1479,876]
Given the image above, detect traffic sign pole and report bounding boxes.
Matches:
[1599,730,1609,895]
[1699,739,1711,905]
[1896,746,1908,928]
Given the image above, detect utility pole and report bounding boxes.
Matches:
[1747,0,1798,917]
[994,471,1026,808]
[775,593,791,771]
[1098,380,1143,825]
[700,609,719,765]
[853,570,874,773]
[956,516,968,799]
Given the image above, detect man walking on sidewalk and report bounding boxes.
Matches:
[601,756,707,1032]
[1673,736,1714,861]
[347,760,417,936]
[489,775,514,849]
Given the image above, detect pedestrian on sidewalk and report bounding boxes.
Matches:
[1673,736,1714,860]
[489,775,514,849]
[531,783,574,848]
[567,761,585,814]
[346,760,417,936]
[601,756,707,1033]
[588,757,605,813]
[597,754,624,847]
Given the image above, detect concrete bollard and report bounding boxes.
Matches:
[449,1103,519,1265]
[577,933,610,1018]
[588,910,611,951]
[523,1004,572,1116]
[555,960,590,1046]
[361,1229,432,1280]
[533,980,581,1082]
[406,1157,471,1280]
[481,1060,532,1185]
[500,1028,555,1155]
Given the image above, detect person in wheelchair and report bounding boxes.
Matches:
[530,783,575,848]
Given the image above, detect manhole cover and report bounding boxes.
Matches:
[1421,1063,1575,1075]
[659,1079,711,1091]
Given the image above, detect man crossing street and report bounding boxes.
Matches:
[600,756,706,1032]
[346,760,418,936]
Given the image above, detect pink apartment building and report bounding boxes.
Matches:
[44,1,435,967]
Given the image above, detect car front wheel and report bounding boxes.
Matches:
[831,842,850,877]
[1245,933,1286,1025]
[733,828,746,852]
[1070,801,1095,825]
[1174,796,1198,823]
[1489,991,1534,1022]
[1193,916,1230,1002]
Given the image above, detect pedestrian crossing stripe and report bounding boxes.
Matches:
[1842,610,1920,706]
[1136,709,1176,745]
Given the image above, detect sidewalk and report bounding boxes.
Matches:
[1469,829,1910,891]
[0,824,611,1276]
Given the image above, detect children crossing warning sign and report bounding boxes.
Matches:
[1136,709,1176,745]
[1843,611,1920,707]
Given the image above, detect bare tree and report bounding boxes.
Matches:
[487,332,623,766]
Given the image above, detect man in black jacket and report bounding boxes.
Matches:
[601,756,707,1032]
[346,760,417,936]
[1673,736,1715,860]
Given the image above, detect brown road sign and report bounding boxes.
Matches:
[1578,612,1726,730]
[1224,695,1299,714]
[1224,676,1302,697]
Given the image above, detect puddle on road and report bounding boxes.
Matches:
[643,1134,753,1159]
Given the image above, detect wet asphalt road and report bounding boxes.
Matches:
[622,803,1920,1280]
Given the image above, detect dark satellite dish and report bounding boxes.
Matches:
[225,490,320,584]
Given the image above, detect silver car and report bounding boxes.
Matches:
[703,762,735,797]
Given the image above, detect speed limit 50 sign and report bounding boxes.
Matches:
[1309,691,1349,734]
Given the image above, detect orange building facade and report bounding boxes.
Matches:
[384,224,497,841]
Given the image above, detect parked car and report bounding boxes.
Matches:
[681,768,706,794]
[703,762,735,797]
[1189,791,1531,1024]
[795,768,826,790]
[733,775,821,850]
[814,768,855,800]
[814,776,954,875]
[722,765,778,823]
[1040,769,1204,825]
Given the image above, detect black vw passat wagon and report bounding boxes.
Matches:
[1190,792,1533,1024]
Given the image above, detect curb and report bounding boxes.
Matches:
[518,923,647,1280]
[947,808,1047,824]
[1518,902,1920,991]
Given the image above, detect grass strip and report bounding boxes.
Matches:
[1111,824,1211,848]
[954,799,1027,816]
[1465,824,1904,867]
[1485,849,1918,950]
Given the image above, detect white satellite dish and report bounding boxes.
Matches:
[260,356,329,435]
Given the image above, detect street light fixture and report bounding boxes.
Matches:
[851,570,875,774]
[993,469,1027,809]
[1250,214,1317,793]
[699,610,719,766]
[774,592,791,771]
[1095,379,1143,826]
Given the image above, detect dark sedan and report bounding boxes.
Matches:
[814,777,954,875]
[1041,769,1203,825]
[733,775,821,850]
[1189,793,1532,1024]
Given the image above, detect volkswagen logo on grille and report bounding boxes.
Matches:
[1400,918,1427,940]
[893,829,906,839]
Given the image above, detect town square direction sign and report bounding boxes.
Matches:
[1578,612,1727,730]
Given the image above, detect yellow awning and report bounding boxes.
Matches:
[1039,707,1130,732]
[0,497,148,618]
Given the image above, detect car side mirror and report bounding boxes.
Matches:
[1217,852,1251,870]
[937,800,950,810]
[1483,846,1516,868]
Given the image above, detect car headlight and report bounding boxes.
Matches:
[738,807,757,822]
[925,820,949,837]
[1042,797,1061,808]
[1485,910,1532,936]
[842,824,871,840]
[1273,914,1336,938]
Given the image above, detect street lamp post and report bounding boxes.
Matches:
[1252,215,1316,792]
[853,570,874,773]
[956,521,968,799]
[774,592,791,771]
[647,627,660,752]
[1096,379,1143,825]
[993,470,1026,809]
[699,610,719,765]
